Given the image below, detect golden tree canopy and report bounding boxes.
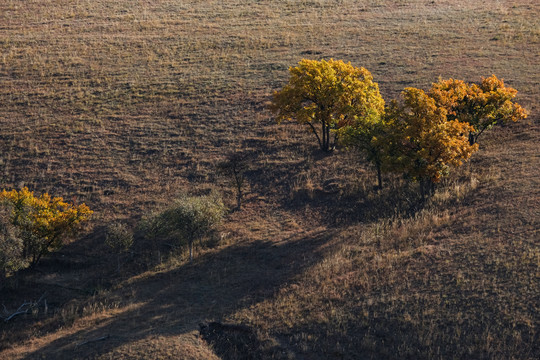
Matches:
[270,59,385,152]
[386,88,479,183]
[429,75,527,144]
[0,187,93,266]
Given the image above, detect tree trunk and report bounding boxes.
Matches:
[376,161,383,190]
[420,179,435,199]
[321,121,327,151]
[319,122,334,152]
[31,253,40,268]
[326,123,331,150]
[236,190,242,211]
[307,122,323,150]
[468,132,476,145]
[235,171,243,211]
[420,179,428,200]
[189,241,193,262]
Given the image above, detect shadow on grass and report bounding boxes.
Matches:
[288,178,427,227]
[18,229,334,359]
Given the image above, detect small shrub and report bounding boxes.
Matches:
[142,191,225,261]
[105,222,133,271]
[105,222,133,253]
[217,151,249,210]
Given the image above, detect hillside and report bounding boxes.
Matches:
[0,0,538,359]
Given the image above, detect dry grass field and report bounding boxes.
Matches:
[0,0,538,359]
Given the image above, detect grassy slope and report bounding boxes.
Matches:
[0,0,538,359]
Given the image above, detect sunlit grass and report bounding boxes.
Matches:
[0,0,538,359]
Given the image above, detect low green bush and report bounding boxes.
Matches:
[141,192,225,261]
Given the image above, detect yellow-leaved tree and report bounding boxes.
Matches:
[0,187,92,270]
[385,88,479,197]
[270,59,385,152]
[429,75,527,144]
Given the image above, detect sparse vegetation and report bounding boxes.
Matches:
[217,152,249,211]
[0,1,537,359]
[105,222,133,271]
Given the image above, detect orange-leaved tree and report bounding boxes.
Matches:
[386,88,478,197]
[429,75,527,145]
[270,59,385,152]
[0,187,93,268]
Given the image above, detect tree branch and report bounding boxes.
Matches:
[3,293,46,322]
[75,334,110,349]
[306,121,323,150]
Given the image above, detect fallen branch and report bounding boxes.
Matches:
[75,334,110,349]
[3,293,47,322]
[4,302,32,322]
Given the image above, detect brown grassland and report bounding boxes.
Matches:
[0,0,539,359]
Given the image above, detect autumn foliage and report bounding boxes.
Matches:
[385,88,479,195]
[0,187,92,271]
[429,75,527,144]
[272,61,527,194]
[270,59,385,152]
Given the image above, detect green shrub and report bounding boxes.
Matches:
[105,222,134,253]
[0,205,26,281]
[142,192,225,261]
[105,222,134,271]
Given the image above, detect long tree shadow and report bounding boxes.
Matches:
[238,133,429,228]
[20,229,334,359]
[287,179,427,227]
